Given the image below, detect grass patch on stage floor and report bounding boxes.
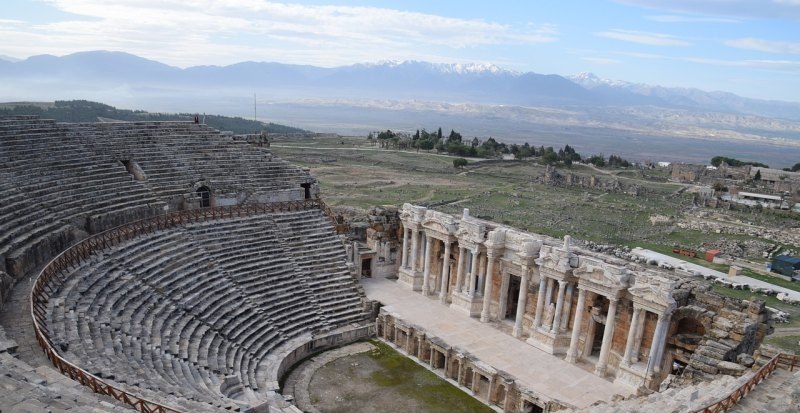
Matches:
[306,339,494,413]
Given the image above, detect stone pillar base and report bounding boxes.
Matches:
[398,267,423,291]
[613,362,647,390]
[526,328,571,355]
[449,292,483,318]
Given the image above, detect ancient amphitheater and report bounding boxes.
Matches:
[0,115,797,413]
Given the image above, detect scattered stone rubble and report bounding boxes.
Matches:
[540,165,643,196]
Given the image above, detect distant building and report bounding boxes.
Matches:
[771,255,800,278]
[749,167,800,193]
[704,250,721,262]
[658,161,671,168]
[724,191,789,209]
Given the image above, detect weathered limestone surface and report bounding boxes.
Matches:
[392,203,771,394]
[0,116,318,284]
[0,116,362,412]
[0,352,129,412]
[44,211,372,411]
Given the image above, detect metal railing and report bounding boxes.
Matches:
[30,198,339,413]
[694,353,798,413]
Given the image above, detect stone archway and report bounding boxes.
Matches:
[196,185,212,208]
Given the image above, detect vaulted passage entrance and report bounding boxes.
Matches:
[505,275,521,320]
[197,186,211,208]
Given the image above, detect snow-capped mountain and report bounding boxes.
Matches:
[567,72,800,120]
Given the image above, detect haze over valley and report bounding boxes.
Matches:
[2,51,799,166]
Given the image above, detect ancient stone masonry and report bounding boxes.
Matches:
[376,310,563,413]
[347,206,402,279]
[395,203,772,392]
[0,116,373,412]
[540,165,642,196]
[672,162,800,196]
[0,116,318,284]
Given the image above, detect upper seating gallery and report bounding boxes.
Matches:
[0,116,315,279]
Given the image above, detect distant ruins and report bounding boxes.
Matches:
[671,162,800,209]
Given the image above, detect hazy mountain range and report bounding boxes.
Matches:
[1,50,798,119]
[1,51,799,166]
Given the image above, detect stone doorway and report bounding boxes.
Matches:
[591,322,604,356]
[505,275,521,320]
[523,400,544,413]
[196,185,211,208]
[361,257,372,278]
[300,182,311,199]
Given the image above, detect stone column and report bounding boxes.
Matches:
[439,241,452,303]
[632,310,647,362]
[477,253,486,294]
[468,249,480,296]
[560,283,574,332]
[594,298,618,377]
[565,287,587,363]
[455,246,466,293]
[584,317,596,357]
[401,227,410,269]
[410,228,419,272]
[550,280,567,334]
[457,358,465,386]
[534,275,547,327]
[480,252,497,322]
[544,278,554,309]
[622,306,643,366]
[647,312,672,377]
[513,265,530,338]
[422,235,433,295]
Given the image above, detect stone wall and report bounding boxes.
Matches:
[376,310,564,413]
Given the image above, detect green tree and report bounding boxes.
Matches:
[754,169,762,181]
[453,158,468,168]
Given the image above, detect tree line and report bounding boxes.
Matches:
[369,128,631,168]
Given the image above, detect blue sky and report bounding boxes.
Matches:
[1,0,799,101]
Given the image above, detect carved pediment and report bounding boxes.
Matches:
[574,259,631,290]
[401,203,427,224]
[537,245,576,276]
[628,273,676,309]
[423,219,455,236]
[456,219,485,243]
[485,229,506,250]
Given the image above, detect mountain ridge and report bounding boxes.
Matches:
[2,50,798,120]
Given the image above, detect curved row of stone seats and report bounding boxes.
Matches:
[270,210,366,326]
[0,350,134,412]
[0,117,166,278]
[46,209,368,411]
[0,116,320,283]
[71,122,315,200]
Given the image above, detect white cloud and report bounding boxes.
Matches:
[725,38,800,55]
[4,1,557,67]
[645,14,739,23]
[594,29,691,46]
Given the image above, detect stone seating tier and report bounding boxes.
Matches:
[0,118,315,279]
[45,210,369,411]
